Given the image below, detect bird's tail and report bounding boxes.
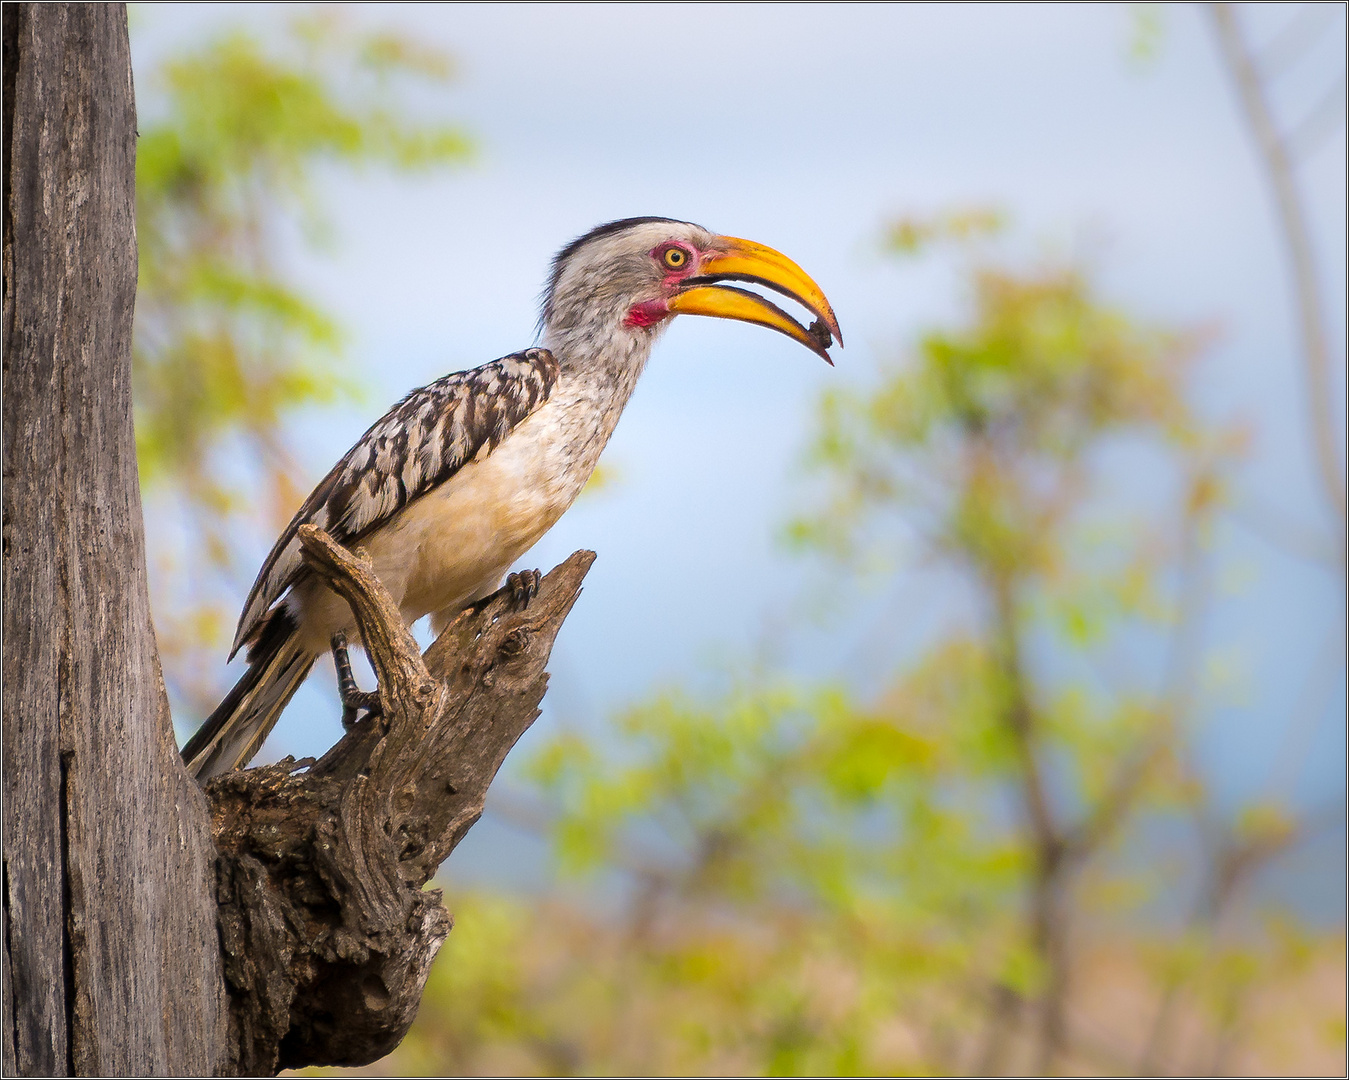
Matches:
[181,609,317,781]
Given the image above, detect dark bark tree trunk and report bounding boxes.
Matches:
[3,5,228,1075]
[3,6,589,1075]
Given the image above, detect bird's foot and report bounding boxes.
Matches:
[340,689,382,732]
[331,631,383,732]
[506,569,541,609]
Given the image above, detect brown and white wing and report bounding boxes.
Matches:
[230,348,560,658]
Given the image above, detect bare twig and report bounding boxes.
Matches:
[1209,3,1346,547]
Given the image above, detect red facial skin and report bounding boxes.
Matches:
[623,300,669,328]
[622,241,703,329]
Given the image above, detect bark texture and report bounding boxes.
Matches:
[208,530,594,1075]
[2,5,227,1075]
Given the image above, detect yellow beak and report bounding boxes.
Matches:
[666,236,843,363]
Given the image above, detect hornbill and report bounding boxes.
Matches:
[182,217,842,780]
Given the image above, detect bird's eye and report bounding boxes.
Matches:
[662,247,689,270]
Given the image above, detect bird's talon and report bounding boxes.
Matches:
[332,632,381,731]
[341,690,382,732]
[507,569,541,609]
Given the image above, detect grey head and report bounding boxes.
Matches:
[537,216,843,371]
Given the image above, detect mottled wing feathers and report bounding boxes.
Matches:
[231,348,560,657]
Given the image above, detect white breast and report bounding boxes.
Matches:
[289,391,604,652]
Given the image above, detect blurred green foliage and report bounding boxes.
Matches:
[131,16,1339,1068]
[132,10,469,713]
[883,206,1005,255]
[355,222,1340,1076]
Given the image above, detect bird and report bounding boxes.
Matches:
[181,216,842,780]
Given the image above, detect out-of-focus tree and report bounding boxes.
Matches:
[351,224,1342,1078]
[132,10,470,719]
[1125,9,1347,1070]
[786,234,1230,1074]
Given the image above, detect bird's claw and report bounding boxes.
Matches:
[331,631,383,732]
[341,690,382,733]
[506,569,541,609]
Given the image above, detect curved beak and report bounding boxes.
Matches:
[666,236,843,364]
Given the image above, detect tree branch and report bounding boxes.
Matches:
[1209,3,1346,542]
[206,529,594,1075]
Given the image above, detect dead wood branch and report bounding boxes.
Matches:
[205,528,594,1075]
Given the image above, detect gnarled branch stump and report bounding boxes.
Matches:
[206,526,593,1075]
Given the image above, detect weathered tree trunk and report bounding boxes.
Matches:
[3,5,228,1074]
[3,5,590,1075]
[209,530,593,1075]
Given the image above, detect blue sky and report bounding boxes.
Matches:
[131,3,1345,903]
